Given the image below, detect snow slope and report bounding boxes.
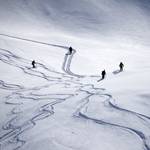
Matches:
[0,0,150,150]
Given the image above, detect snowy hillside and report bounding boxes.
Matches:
[0,0,150,150]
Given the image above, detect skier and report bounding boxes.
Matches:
[68,47,73,55]
[101,70,106,79]
[119,62,124,71]
[32,60,36,68]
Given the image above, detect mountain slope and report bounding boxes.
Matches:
[0,0,150,150]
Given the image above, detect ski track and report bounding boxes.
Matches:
[0,34,150,150]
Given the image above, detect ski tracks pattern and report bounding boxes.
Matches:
[0,34,150,150]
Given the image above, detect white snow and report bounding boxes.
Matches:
[0,0,150,150]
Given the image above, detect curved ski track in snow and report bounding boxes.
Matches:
[0,35,150,150]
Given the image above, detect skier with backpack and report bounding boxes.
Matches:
[66,47,73,55]
[119,62,124,71]
[101,70,106,79]
[32,60,36,68]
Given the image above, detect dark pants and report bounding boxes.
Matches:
[102,74,105,79]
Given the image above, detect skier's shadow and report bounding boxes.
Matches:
[113,69,122,75]
[97,78,104,82]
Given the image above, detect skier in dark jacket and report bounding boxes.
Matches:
[101,70,106,79]
[68,47,73,55]
[119,62,124,71]
[32,60,36,68]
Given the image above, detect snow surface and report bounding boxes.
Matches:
[0,0,150,150]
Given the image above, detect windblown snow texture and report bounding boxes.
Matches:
[0,34,150,150]
[0,0,150,150]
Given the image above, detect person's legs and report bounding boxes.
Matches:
[102,75,104,79]
[33,63,35,68]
